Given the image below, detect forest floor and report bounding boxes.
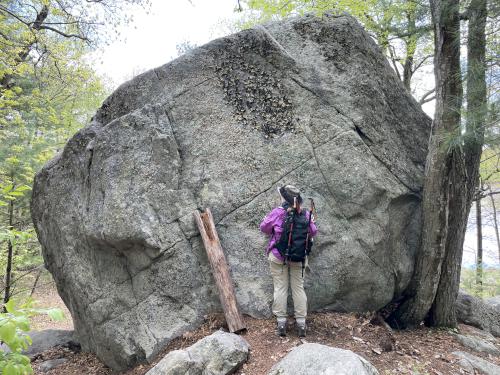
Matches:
[30,281,500,375]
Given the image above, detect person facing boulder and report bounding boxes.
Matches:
[260,185,318,337]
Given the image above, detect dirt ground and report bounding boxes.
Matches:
[30,280,73,331]
[29,283,500,375]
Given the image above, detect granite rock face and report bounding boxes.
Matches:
[31,13,430,370]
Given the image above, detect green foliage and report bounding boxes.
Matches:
[0,299,64,375]
[480,148,500,183]
[0,1,114,302]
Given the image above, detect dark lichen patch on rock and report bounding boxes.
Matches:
[213,37,296,138]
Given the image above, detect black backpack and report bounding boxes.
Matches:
[275,205,313,264]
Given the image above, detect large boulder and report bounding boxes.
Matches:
[31,13,430,370]
[456,291,500,337]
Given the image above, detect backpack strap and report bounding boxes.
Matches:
[284,209,295,265]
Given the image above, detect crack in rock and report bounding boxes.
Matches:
[290,76,419,195]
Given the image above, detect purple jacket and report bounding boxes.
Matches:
[260,206,318,261]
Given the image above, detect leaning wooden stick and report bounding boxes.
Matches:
[193,208,246,333]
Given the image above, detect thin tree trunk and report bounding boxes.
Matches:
[30,269,42,297]
[476,194,483,294]
[403,6,417,91]
[3,199,14,307]
[489,193,500,263]
[388,0,462,329]
[460,0,488,299]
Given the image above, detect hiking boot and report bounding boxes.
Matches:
[277,321,287,337]
[297,324,306,338]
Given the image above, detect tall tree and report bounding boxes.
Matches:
[390,0,493,327]
[388,0,463,328]
[427,0,488,326]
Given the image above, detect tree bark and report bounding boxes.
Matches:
[3,199,14,307]
[427,149,466,326]
[403,5,417,91]
[30,268,42,297]
[489,192,500,264]
[476,194,483,293]
[388,0,462,329]
[430,0,487,324]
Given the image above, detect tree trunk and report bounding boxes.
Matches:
[388,0,462,329]
[403,5,417,91]
[489,193,500,263]
[30,268,42,297]
[3,199,14,307]
[476,194,483,294]
[427,149,466,326]
[427,0,487,327]
[437,0,487,313]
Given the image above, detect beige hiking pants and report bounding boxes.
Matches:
[268,252,307,319]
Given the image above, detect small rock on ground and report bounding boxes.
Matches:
[268,343,379,375]
[453,351,500,375]
[39,358,68,372]
[146,330,249,375]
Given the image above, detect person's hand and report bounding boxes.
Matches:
[305,256,312,273]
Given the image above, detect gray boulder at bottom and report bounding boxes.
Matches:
[454,334,500,356]
[268,343,379,375]
[10,330,75,359]
[39,358,68,373]
[486,296,500,312]
[452,351,500,375]
[146,330,249,375]
[456,291,500,337]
